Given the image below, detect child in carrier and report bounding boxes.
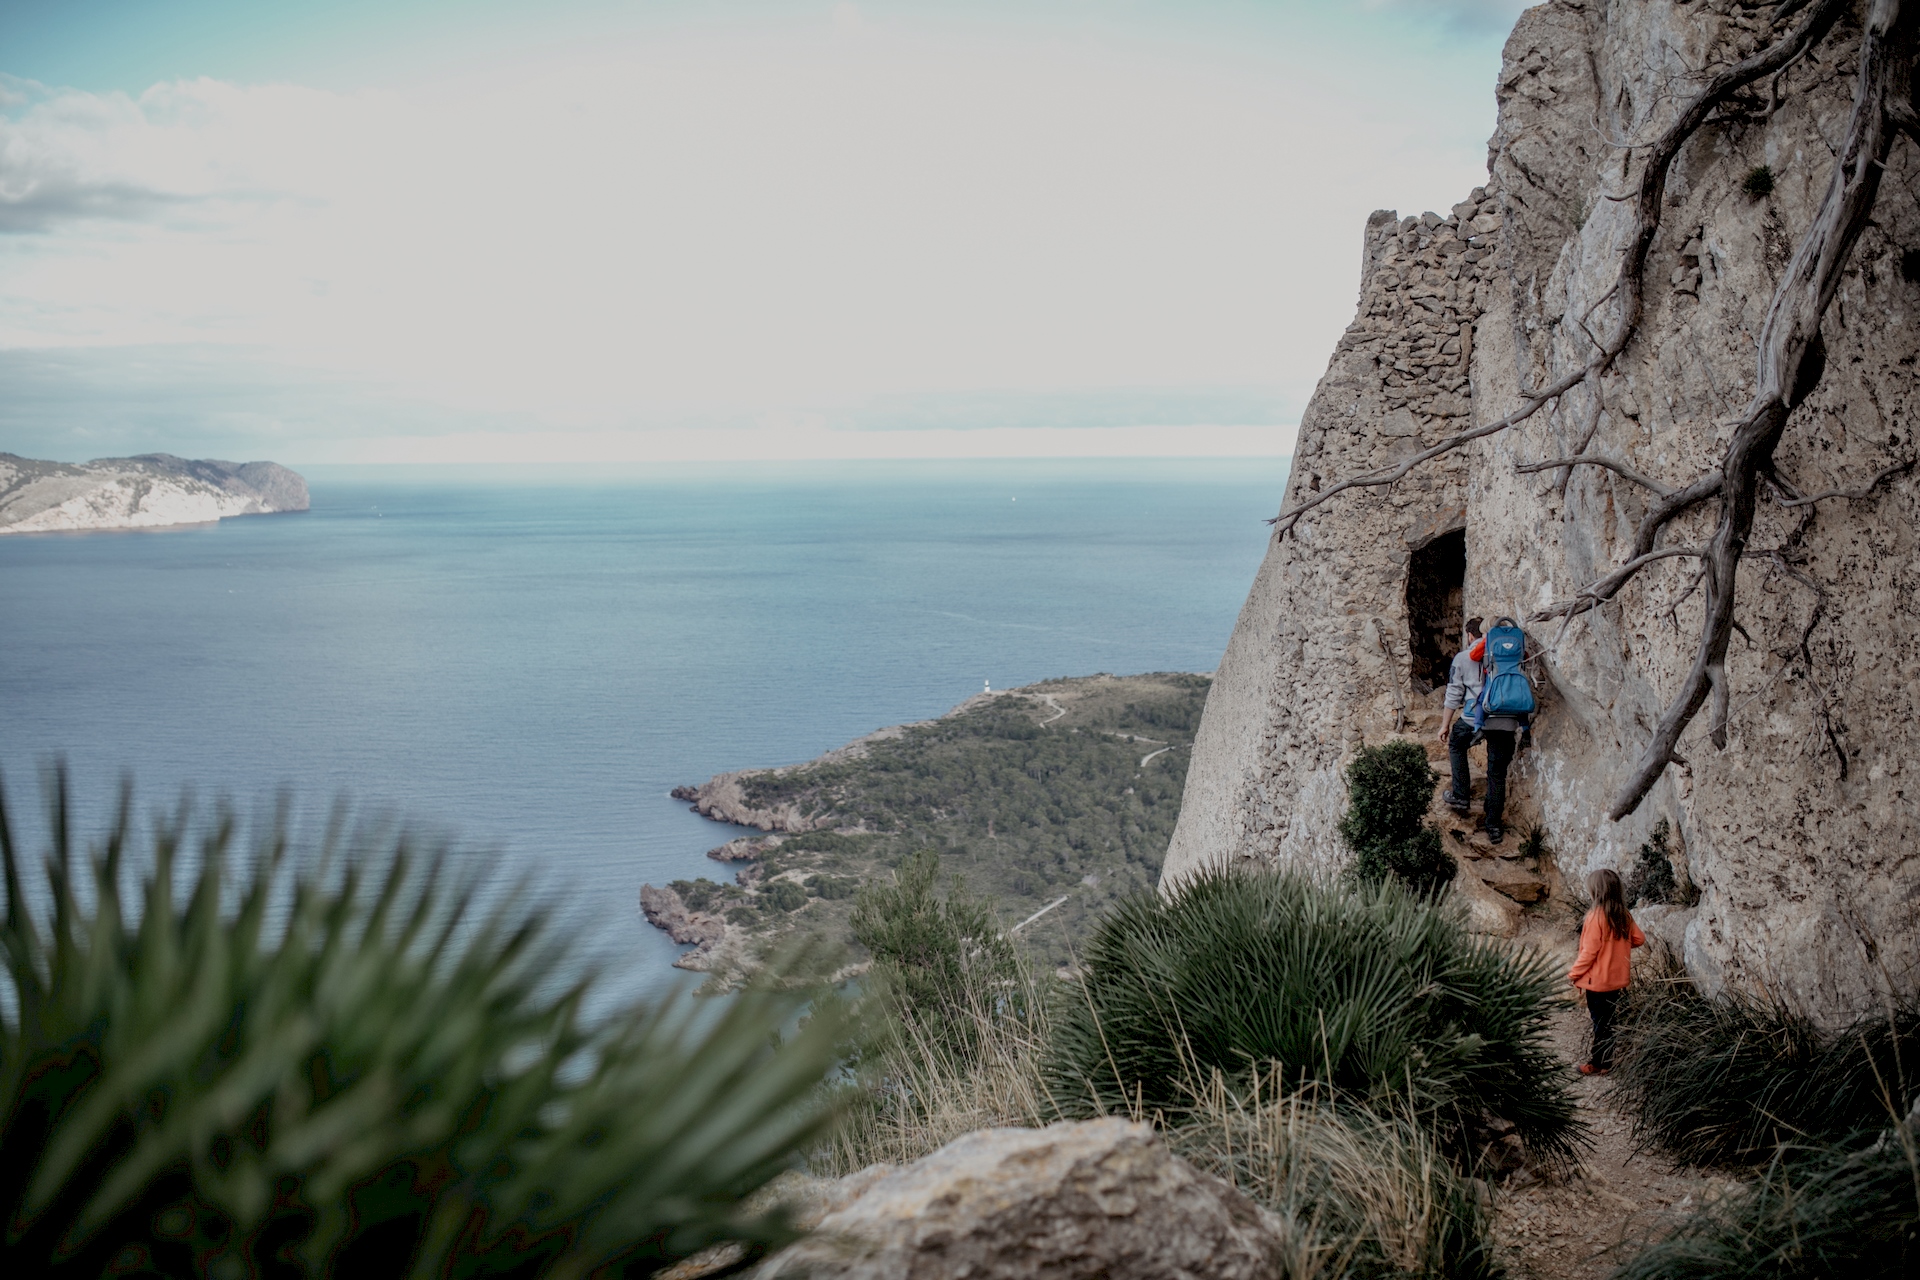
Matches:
[1568,868,1645,1075]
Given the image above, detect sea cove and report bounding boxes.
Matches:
[0,457,1283,1005]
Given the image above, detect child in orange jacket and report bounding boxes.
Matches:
[1568,868,1645,1076]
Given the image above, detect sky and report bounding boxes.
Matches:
[0,0,1531,465]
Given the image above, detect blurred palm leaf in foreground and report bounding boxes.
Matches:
[0,773,843,1279]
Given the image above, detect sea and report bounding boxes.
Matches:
[0,457,1286,1008]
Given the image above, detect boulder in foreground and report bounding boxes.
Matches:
[758,1117,1303,1280]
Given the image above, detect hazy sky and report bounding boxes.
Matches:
[0,0,1529,463]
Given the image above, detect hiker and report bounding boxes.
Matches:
[1464,615,1534,844]
[1437,616,1485,818]
[1568,868,1645,1076]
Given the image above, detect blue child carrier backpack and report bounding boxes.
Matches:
[1474,618,1535,723]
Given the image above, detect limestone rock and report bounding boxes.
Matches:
[757,1118,1302,1280]
[637,883,731,970]
[0,452,309,535]
[1165,0,1920,1024]
[670,772,825,833]
[1471,856,1549,904]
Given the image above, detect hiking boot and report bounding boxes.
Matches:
[1444,793,1471,816]
[1486,823,1504,845]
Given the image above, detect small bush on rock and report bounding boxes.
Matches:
[1611,979,1920,1167]
[1624,819,1694,907]
[1042,867,1580,1163]
[1341,741,1455,894]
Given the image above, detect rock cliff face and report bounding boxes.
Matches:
[0,453,309,534]
[1167,0,1920,1022]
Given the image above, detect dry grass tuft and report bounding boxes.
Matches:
[1171,1068,1500,1280]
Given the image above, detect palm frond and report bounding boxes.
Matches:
[0,768,844,1278]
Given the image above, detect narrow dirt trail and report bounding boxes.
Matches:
[1492,1005,1737,1279]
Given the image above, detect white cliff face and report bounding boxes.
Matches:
[1167,0,1920,1023]
[0,454,309,534]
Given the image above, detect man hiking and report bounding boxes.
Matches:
[1442,615,1534,845]
[1437,617,1484,821]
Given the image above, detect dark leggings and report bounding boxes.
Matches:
[1586,987,1624,1070]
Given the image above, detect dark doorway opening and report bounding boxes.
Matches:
[1407,528,1466,693]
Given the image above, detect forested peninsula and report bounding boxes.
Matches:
[643,672,1207,980]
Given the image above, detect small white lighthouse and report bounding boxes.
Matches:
[983,679,991,695]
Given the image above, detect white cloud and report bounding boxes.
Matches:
[0,16,1496,460]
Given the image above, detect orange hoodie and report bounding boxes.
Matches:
[1568,909,1645,992]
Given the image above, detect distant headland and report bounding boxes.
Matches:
[0,453,309,535]
[646,671,1209,983]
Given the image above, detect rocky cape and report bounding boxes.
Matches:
[0,453,309,535]
[646,674,1207,977]
[1165,0,1920,1023]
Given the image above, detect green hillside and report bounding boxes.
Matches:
[662,672,1208,976]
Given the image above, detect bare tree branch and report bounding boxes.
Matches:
[1630,471,1726,559]
[1267,366,1583,534]
[1608,0,1910,820]
[1772,457,1915,505]
[1514,453,1675,496]
[1531,546,1707,623]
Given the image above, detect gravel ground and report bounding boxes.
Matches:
[1491,1001,1741,1279]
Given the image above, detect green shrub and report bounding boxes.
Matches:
[1613,1125,1919,1279]
[760,879,808,912]
[1353,826,1456,896]
[1742,163,1775,199]
[809,874,859,900]
[850,850,1016,1063]
[1042,867,1580,1164]
[670,876,739,912]
[1341,741,1455,894]
[1624,819,1694,907]
[1611,980,1920,1167]
[0,776,844,1278]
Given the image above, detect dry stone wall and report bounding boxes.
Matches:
[1168,0,1920,1023]
[1168,195,1502,878]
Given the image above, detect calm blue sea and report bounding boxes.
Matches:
[0,457,1285,1005]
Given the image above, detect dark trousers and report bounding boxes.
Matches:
[1482,729,1515,829]
[1445,720,1477,805]
[1586,987,1624,1070]
[1446,723,1516,829]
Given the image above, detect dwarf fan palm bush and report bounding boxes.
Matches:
[0,774,844,1278]
[1042,867,1579,1163]
[1610,978,1920,1167]
[1613,1121,1920,1279]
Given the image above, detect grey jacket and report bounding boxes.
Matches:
[1443,647,1483,711]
